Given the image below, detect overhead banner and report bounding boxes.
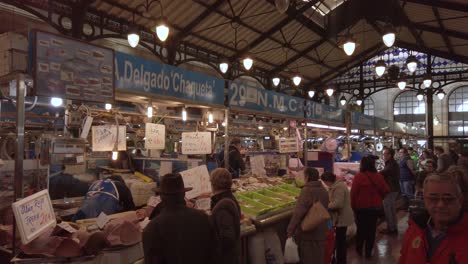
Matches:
[374,117,393,132]
[115,52,224,106]
[228,81,304,117]
[351,112,375,130]
[305,100,345,125]
[32,30,115,103]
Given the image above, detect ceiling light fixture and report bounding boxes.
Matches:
[208,112,214,124]
[292,74,302,86]
[416,92,424,101]
[382,24,396,47]
[105,103,112,111]
[156,18,170,42]
[50,97,63,107]
[219,60,229,74]
[326,88,334,97]
[356,98,363,106]
[397,77,407,90]
[127,26,140,48]
[423,74,432,88]
[308,90,315,98]
[437,90,446,100]
[272,77,280,87]
[340,95,346,106]
[243,56,253,71]
[406,55,418,73]
[182,108,187,121]
[375,60,386,77]
[147,103,153,118]
[342,35,356,56]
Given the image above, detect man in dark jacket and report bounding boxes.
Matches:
[218,137,245,179]
[399,148,416,209]
[210,168,241,264]
[142,173,215,264]
[287,168,329,264]
[434,146,454,173]
[379,148,400,234]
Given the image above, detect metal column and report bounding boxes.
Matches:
[426,54,434,149]
[224,108,229,169]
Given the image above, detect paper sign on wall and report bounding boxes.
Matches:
[145,123,165,149]
[250,155,266,177]
[179,165,211,199]
[12,189,56,244]
[181,132,211,155]
[92,125,126,152]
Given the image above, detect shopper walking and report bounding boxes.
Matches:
[142,173,215,264]
[287,167,329,264]
[379,148,400,235]
[351,156,390,258]
[209,168,241,264]
[321,172,354,264]
[399,148,416,209]
[434,146,455,173]
[399,173,468,263]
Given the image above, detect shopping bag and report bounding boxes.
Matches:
[283,237,300,263]
[301,200,331,231]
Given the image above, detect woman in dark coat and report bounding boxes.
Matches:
[209,168,241,264]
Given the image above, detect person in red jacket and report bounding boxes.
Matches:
[399,173,468,264]
[351,156,390,258]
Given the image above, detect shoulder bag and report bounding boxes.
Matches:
[301,200,331,231]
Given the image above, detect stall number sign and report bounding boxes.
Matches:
[145,123,165,150]
[179,165,211,199]
[278,138,298,153]
[92,125,126,152]
[181,132,211,154]
[12,190,56,244]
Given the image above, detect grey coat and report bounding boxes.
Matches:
[287,181,329,241]
[328,180,354,227]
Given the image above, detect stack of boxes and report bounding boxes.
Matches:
[0,32,28,76]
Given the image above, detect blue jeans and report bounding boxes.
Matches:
[400,180,414,200]
[383,192,398,231]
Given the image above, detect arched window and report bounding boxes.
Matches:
[349,97,374,116]
[448,86,468,136]
[393,91,426,129]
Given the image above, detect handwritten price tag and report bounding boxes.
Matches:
[145,123,165,150]
[12,190,56,244]
[181,132,211,154]
[92,125,126,152]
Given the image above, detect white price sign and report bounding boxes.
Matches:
[181,132,211,155]
[179,165,211,199]
[145,123,165,150]
[92,125,126,152]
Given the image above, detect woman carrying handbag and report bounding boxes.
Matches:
[287,168,329,264]
[350,156,390,259]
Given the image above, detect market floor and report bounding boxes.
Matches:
[346,211,408,264]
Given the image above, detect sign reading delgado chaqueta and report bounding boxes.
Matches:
[115,52,224,106]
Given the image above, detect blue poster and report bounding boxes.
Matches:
[305,100,345,125]
[351,112,375,130]
[32,30,115,103]
[115,52,225,106]
[228,81,304,117]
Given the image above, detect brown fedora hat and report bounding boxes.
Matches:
[153,173,193,194]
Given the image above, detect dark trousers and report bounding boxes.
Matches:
[354,209,379,257]
[335,226,348,264]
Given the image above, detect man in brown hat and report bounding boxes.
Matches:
[142,173,216,264]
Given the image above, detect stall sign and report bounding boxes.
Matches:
[394,122,407,134]
[250,155,266,177]
[91,125,126,152]
[181,132,212,154]
[228,81,304,117]
[12,189,56,244]
[145,123,165,150]
[351,112,375,130]
[31,30,114,103]
[278,137,299,153]
[305,100,345,125]
[179,165,211,199]
[115,52,224,106]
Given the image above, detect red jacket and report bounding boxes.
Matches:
[350,171,389,209]
[399,213,468,264]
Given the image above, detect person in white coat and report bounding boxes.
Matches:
[321,172,354,264]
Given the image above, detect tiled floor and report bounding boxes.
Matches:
[347,211,408,264]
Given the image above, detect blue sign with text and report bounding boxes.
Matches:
[115,52,225,106]
[351,112,375,130]
[305,100,345,124]
[228,81,304,117]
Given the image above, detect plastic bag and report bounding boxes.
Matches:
[284,237,300,263]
